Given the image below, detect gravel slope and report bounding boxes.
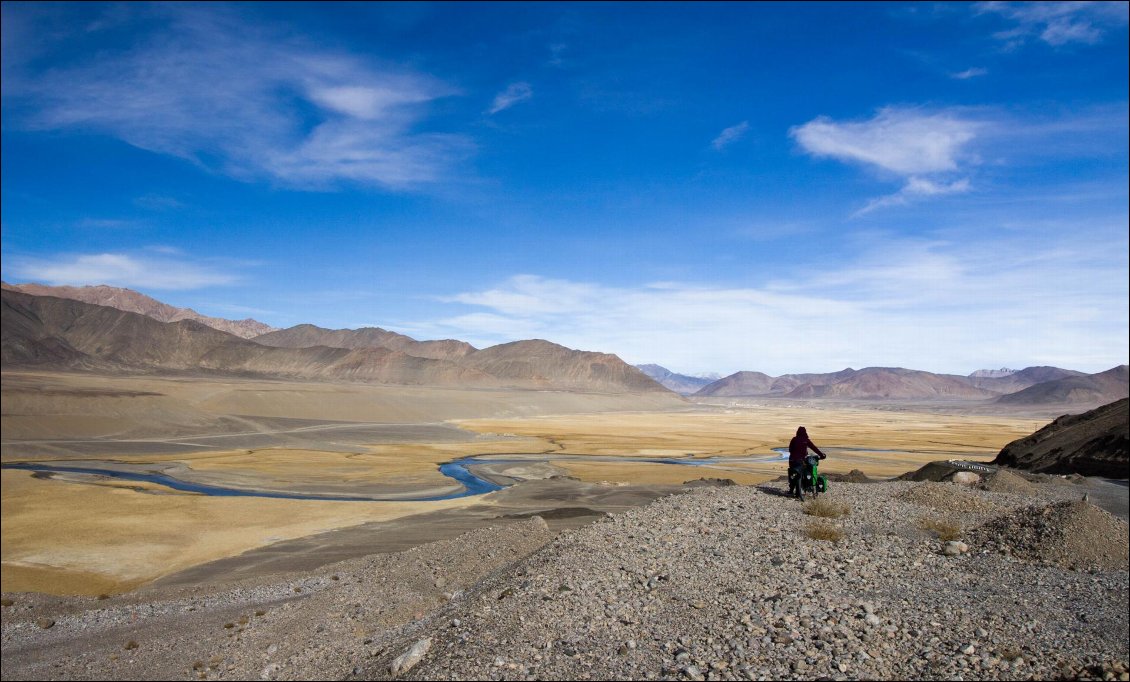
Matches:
[362,480,1127,682]
[2,476,1127,682]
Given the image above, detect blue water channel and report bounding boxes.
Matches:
[0,459,509,502]
[3,448,910,502]
[0,451,787,502]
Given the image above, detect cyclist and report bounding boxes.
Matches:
[788,426,826,500]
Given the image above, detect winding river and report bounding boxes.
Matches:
[2,446,949,502]
[0,452,786,502]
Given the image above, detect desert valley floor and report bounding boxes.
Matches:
[0,370,1084,597]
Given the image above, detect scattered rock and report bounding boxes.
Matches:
[683,478,737,488]
[1,483,1125,682]
[837,469,873,483]
[943,541,970,556]
[981,469,1037,495]
[390,638,431,676]
[969,500,1129,570]
[896,482,1000,514]
[951,471,982,486]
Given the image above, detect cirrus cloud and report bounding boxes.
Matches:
[2,5,469,191]
[790,108,978,175]
[489,82,533,114]
[791,107,979,215]
[6,252,242,290]
[400,225,1129,377]
[977,1,1129,47]
[711,121,750,150]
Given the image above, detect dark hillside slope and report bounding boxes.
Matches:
[254,324,476,361]
[996,365,1129,406]
[785,367,996,400]
[993,398,1129,478]
[0,290,498,386]
[462,340,670,393]
[1,290,670,394]
[2,281,276,338]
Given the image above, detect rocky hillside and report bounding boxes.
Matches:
[969,368,1017,379]
[461,340,668,394]
[2,479,1124,681]
[635,365,715,395]
[763,369,861,395]
[1,290,668,394]
[257,328,666,394]
[695,365,1116,404]
[254,325,475,361]
[691,370,776,397]
[366,480,1126,681]
[1,289,496,385]
[1,282,276,339]
[993,398,1129,478]
[967,366,1084,393]
[697,367,996,400]
[995,365,1129,406]
[784,367,997,400]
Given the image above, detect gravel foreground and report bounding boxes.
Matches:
[3,476,1128,681]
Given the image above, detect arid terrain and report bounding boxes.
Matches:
[0,367,1076,598]
[2,473,1126,681]
[2,287,1126,681]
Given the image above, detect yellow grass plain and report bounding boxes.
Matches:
[0,469,480,596]
[454,405,1037,479]
[1,373,1046,597]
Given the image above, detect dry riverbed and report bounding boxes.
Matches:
[2,392,1043,597]
[1,474,1125,681]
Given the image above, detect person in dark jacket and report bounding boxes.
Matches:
[788,426,825,499]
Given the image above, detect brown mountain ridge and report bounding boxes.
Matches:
[993,398,1129,478]
[1,282,278,339]
[255,324,662,393]
[254,324,475,361]
[996,365,1129,406]
[695,365,1126,404]
[0,289,669,394]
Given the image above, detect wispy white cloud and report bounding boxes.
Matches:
[791,108,978,176]
[854,177,972,216]
[978,1,1129,47]
[2,5,468,191]
[489,82,533,114]
[950,67,989,79]
[791,107,979,215]
[711,121,750,150]
[410,230,1129,375]
[7,252,241,290]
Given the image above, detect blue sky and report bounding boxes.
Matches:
[2,2,1128,376]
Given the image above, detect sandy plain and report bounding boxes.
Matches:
[1,370,1049,597]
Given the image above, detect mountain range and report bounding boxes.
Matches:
[1,282,277,338]
[0,288,667,393]
[635,364,717,394]
[641,363,1127,406]
[5,282,1125,405]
